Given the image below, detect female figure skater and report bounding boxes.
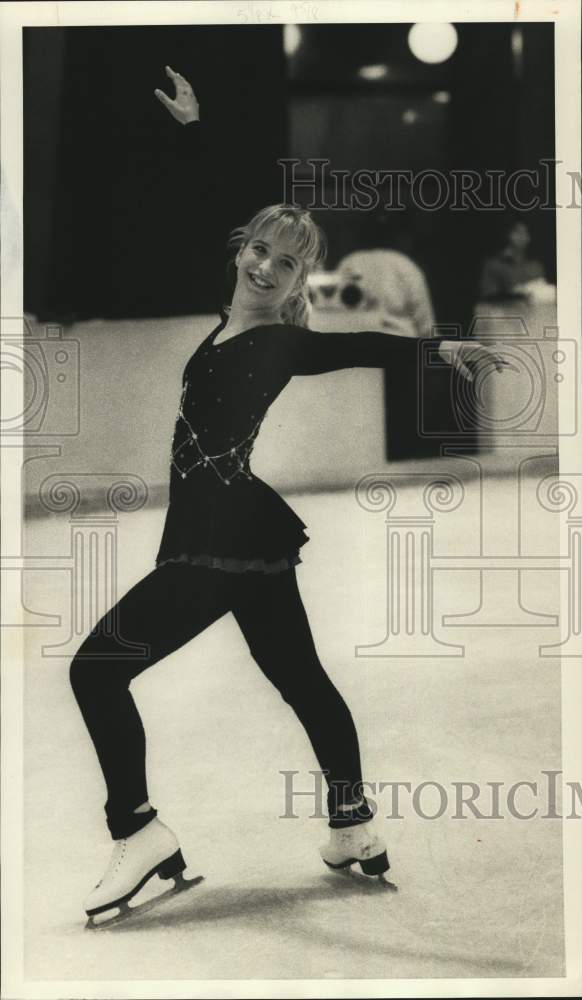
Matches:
[70,67,509,920]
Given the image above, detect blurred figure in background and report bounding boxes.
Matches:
[337,211,436,339]
[478,217,552,302]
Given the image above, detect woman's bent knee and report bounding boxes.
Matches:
[69,636,129,702]
[275,663,345,711]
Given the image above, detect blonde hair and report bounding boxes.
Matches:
[223,204,327,328]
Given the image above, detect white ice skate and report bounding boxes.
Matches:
[320,820,391,881]
[85,818,200,927]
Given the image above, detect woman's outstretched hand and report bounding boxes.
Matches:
[438,340,515,382]
[154,66,199,124]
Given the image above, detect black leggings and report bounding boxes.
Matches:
[70,564,366,838]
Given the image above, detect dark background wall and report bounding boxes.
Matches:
[24,23,555,331]
[285,23,556,333]
[23,25,288,321]
[443,22,556,330]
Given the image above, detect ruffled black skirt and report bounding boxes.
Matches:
[155,468,309,569]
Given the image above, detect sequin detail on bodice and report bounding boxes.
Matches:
[170,377,263,486]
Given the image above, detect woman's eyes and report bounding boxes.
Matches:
[252,244,296,270]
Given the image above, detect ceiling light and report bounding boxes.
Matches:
[358,64,389,81]
[408,23,458,64]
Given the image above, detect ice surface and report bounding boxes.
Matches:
[21,482,564,981]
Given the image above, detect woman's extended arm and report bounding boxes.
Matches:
[286,326,511,382]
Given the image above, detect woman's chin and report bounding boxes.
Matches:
[240,289,281,314]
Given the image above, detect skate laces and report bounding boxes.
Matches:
[95,839,127,888]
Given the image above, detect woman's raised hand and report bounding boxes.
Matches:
[154,66,199,124]
[438,340,516,382]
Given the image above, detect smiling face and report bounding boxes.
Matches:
[234,224,304,318]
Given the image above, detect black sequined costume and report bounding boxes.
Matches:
[155,320,444,572]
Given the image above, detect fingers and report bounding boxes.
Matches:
[456,360,474,382]
[484,351,508,374]
[165,65,192,93]
[485,349,519,374]
[471,343,519,375]
[154,88,174,110]
[493,356,516,373]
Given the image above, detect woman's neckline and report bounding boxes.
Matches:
[209,320,281,349]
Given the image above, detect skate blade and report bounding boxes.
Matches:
[328,865,398,892]
[85,873,204,930]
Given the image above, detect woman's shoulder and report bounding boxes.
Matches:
[261,322,312,344]
[252,323,316,367]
